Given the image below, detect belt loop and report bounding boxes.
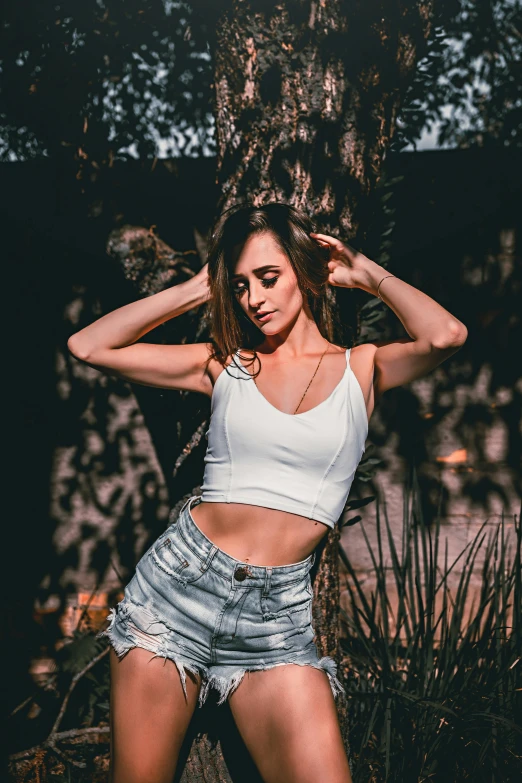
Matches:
[200,544,218,573]
[310,550,316,566]
[263,567,272,597]
[179,495,194,515]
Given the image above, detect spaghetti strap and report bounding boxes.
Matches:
[230,348,255,380]
[219,348,249,381]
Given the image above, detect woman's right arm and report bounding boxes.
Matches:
[67,266,214,395]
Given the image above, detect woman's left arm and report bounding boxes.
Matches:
[310,233,468,397]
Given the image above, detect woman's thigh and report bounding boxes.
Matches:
[228,663,352,783]
[109,647,202,783]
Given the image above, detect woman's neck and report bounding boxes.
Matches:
[257,312,327,358]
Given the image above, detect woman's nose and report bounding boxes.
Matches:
[248,282,266,308]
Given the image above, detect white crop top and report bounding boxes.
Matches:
[200,348,368,529]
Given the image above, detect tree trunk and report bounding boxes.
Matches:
[210,0,436,238]
[181,2,435,779]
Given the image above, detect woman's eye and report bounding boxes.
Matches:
[262,276,278,288]
[232,276,278,295]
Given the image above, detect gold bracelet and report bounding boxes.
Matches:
[377,274,395,300]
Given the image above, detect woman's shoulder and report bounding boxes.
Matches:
[348,341,377,373]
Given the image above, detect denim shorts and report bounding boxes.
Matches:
[98,495,345,708]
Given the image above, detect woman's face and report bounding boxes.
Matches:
[230,232,306,335]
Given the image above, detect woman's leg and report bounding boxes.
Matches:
[228,663,352,783]
[109,647,202,783]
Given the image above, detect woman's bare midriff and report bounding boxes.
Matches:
[189,501,331,567]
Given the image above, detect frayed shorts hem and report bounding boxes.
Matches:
[98,616,209,706]
[197,655,346,708]
[99,620,345,709]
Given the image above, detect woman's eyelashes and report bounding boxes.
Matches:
[233,276,279,295]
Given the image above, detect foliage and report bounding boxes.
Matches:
[1,1,520,166]
[393,0,522,151]
[339,465,522,782]
[0,0,215,162]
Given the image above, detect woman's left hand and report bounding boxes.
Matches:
[310,232,372,289]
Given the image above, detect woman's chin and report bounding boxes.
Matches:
[250,312,292,335]
[253,317,276,330]
[255,322,278,333]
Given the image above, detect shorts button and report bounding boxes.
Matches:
[234,566,249,582]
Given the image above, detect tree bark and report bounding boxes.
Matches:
[210,0,436,239]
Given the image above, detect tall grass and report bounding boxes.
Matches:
[339,467,521,782]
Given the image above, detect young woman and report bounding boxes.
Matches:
[68,203,467,783]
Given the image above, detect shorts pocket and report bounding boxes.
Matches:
[260,577,313,621]
[150,525,206,585]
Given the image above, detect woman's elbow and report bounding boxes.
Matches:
[431,321,468,350]
[449,321,468,347]
[67,333,92,363]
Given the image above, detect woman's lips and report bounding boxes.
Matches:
[255,312,274,323]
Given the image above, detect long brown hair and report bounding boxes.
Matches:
[205,202,336,372]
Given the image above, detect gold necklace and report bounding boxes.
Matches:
[253,340,331,414]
